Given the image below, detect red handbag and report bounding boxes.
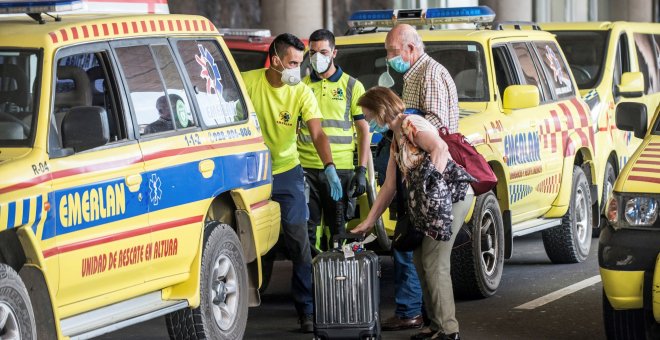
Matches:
[439,127,497,195]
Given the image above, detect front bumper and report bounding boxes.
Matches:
[599,223,660,313]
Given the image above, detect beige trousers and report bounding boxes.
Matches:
[412,189,474,334]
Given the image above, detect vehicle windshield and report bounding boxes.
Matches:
[334,42,488,101]
[231,50,268,72]
[551,30,608,89]
[0,50,39,147]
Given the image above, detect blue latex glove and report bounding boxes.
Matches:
[324,164,343,201]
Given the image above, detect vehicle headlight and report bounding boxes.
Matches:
[624,197,658,226]
[607,193,660,229]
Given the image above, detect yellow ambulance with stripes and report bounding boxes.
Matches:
[601,102,660,339]
[0,1,279,338]
[541,21,660,237]
[340,7,599,300]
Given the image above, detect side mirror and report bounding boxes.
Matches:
[503,85,540,111]
[618,72,644,98]
[615,102,647,139]
[61,106,109,152]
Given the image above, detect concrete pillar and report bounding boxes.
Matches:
[610,0,653,22]
[573,0,589,21]
[261,0,324,39]
[479,0,532,22]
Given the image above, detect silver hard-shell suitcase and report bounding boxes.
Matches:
[312,237,380,340]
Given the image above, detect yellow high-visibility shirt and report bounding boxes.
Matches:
[242,68,322,174]
[299,67,366,170]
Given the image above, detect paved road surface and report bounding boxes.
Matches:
[101,233,605,339]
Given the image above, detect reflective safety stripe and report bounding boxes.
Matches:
[344,76,356,128]
[299,134,354,144]
[321,119,352,129]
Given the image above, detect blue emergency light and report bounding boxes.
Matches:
[0,0,83,14]
[425,6,495,25]
[348,6,495,28]
[348,9,395,28]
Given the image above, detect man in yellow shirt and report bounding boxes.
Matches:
[242,33,341,333]
[298,29,370,252]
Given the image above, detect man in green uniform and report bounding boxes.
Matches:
[299,29,370,252]
[242,33,342,333]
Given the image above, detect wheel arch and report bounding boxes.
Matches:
[487,159,512,259]
[607,151,620,176]
[164,191,260,308]
[0,227,61,339]
[545,146,595,218]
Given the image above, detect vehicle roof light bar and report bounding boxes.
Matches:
[0,0,83,15]
[218,28,272,38]
[348,9,396,28]
[425,6,495,25]
[348,6,495,28]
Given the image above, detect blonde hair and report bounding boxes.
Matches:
[357,86,405,123]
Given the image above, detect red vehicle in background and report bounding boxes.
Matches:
[220,28,275,71]
[220,28,309,73]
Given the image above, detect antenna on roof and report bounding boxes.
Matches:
[27,12,62,24]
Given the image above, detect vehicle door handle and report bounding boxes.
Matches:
[199,159,215,179]
[125,174,142,192]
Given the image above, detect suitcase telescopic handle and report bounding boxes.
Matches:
[332,232,365,244]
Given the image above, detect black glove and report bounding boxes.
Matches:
[350,166,367,197]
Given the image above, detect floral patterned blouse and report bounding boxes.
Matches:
[392,114,447,180]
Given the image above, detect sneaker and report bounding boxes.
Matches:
[300,314,314,333]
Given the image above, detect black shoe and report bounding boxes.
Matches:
[300,314,314,333]
[410,329,436,340]
[382,314,424,331]
[444,332,460,340]
[411,329,446,340]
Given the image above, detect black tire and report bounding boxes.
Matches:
[543,166,593,263]
[451,192,504,299]
[166,222,248,340]
[595,162,616,238]
[0,263,36,340]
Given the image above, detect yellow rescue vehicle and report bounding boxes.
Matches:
[602,102,660,339]
[541,21,660,236]
[0,1,279,339]
[338,7,599,299]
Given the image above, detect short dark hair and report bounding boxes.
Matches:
[309,29,335,49]
[268,33,305,61]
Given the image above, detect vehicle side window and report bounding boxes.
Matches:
[613,34,631,101]
[534,41,575,99]
[511,42,548,102]
[175,39,247,127]
[633,33,660,94]
[114,44,195,136]
[51,50,126,155]
[492,45,517,101]
[0,51,39,144]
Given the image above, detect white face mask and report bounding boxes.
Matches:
[310,51,332,74]
[378,62,395,88]
[274,50,301,86]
